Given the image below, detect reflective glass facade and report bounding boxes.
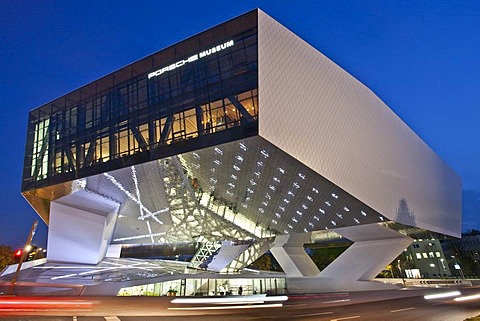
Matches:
[22,11,258,192]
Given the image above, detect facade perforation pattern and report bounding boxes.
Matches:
[257,10,461,237]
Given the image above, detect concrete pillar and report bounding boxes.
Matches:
[270,233,320,277]
[286,223,413,292]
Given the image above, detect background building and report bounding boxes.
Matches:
[17,9,461,293]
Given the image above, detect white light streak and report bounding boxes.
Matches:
[454,293,480,302]
[424,291,461,300]
[146,221,154,243]
[51,273,78,280]
[103,172,166,224]
[171,295,287,304]
[168,303,283,310]
[113,232,165,242]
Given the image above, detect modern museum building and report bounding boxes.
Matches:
[11,9,462,295]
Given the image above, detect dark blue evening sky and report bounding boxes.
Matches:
[1,1,479,248]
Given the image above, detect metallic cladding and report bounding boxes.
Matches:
[257,10,461,237]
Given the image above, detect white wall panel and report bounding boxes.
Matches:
[258,10,461,237]
[47,191,120,264]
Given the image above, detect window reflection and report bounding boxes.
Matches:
[25,29,258,185]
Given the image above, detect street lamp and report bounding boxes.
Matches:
[397,259,405,284]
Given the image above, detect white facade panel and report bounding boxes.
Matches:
[47,191,120,264]
[258,10,461,237]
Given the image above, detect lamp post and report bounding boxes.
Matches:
[8,220,38,295]
[397,259,405,284]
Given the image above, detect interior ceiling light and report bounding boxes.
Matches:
[104,170,166,225]
[113,232,165,242]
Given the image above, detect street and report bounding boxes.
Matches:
[1,287,479,320]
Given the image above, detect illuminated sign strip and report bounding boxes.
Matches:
[148,40,234,79]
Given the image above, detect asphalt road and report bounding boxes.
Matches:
[1,288,479,320]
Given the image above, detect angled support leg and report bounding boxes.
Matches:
[270,233,320,277]
[287,223,413,292]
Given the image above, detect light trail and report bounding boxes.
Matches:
[424,291,461,300]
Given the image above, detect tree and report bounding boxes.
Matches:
[0,245,14,271]
[462,229,480,236]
